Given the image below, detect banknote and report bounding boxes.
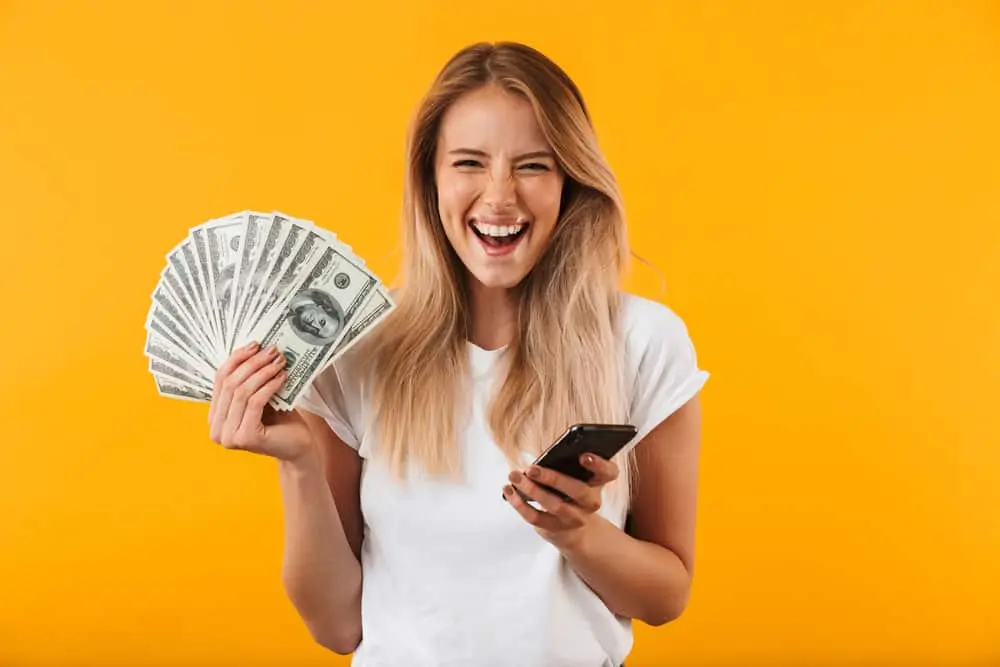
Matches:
[241,216,311,335]
[145,210,395,408]
[153,375,213,403]
[144,327,214,386]
[228,211,270,350]
[145,306,217,375]
[330,286,394,360]
[187,229,219,345]
[236,225,329,350]
[151,278,216,360]
[200,212,246,357]
[231,212,288,343]
[251,244,378,409]
[166,244,214,341]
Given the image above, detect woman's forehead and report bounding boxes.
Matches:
[439,87,548,153]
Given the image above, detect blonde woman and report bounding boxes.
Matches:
[208,41,710,667]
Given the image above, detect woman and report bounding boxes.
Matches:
[208,41,710,667]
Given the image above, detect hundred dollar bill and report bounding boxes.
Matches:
[144,328,215,387]
[190,228,221,347]
[200,212,245,359]
[252,245,378,409]
[242,216,311,335]
[149,358,214,392]
[145,305,217,375]
[166,244,214,342]
[232,212,288,343]
[329,286,394,360]
[238,225,329,349]
[153,374,212,403]
[228,211,270,350]
[180,234,217,346]
[152,277,216,359]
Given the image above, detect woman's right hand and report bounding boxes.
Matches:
[208,341,314,463]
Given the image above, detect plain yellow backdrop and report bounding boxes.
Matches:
[1,1,998,665]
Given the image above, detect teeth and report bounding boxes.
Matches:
[472,222,526,237]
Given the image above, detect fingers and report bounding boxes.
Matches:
[239,363,289,438]
[503,484,562,532]
[523,465,595,508]
[579,453,620,487]
[221,348,287,448]
[209,341,260,425]
[507,470,594,524]
[210,343,282,445]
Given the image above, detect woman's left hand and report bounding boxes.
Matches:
[503,453,619,550]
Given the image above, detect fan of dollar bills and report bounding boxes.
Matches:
[143,210,395,410]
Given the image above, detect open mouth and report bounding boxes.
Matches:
[469,220,530,248]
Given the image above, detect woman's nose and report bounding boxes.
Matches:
[481,171,517,211]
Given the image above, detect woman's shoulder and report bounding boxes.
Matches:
[619,291,697,346]
[617,291,710,437]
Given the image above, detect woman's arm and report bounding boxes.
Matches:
[279,409,365,654]
[558,396,702,625]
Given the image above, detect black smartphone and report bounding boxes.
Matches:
[508,423,638,503]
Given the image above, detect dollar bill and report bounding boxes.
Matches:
[228,211,270,350]
[152,278,216,358]
[252,245,378,409]
[243,215,307,332]
[145,305,217,375]
[149,358,214,392]
[153,374,212,403]
[189,227,219,345]
[330,286,394,360]
[236,226,329,350]
[200,212,246,359]
[182,233,218,346]
[242,216,310,335]
[144,328,215,387]
[232,212,288,343]
[166,244,214,342]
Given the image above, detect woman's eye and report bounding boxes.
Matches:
[519,162,550,171]
[453,159,482,168]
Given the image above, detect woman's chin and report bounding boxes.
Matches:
[465,264,532,291]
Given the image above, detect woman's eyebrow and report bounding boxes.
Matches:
[447,148,555,161]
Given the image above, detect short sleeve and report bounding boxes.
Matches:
[294,358,364,451]
[626,297,710,444]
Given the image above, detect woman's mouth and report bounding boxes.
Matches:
[469,220,529,255]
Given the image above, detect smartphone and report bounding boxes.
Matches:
[508,423,638,503]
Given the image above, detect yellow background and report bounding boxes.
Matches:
[1,1,997,665]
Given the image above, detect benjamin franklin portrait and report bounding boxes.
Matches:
[287,288,344,346]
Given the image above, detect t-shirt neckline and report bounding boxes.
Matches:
[466,340,507,377]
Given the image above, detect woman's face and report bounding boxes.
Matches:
[434,84,565,290]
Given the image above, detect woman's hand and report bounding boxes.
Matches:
[503,454,619,550]
[208,341,314,463]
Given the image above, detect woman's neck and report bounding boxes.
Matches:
[466,278,517,351]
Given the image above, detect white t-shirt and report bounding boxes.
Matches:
[296,293,710,667]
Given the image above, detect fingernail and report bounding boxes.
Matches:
[502,485,513,497]
[526,466,540,479]
[244,341,259,351]
[582,454,595,466]
[510,470,523,483]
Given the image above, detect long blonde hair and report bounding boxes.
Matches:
[360,41,635,508]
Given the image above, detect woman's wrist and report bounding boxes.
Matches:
[551,512,609,556]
